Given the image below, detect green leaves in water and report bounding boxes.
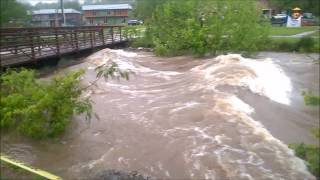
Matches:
[95,62,131,81]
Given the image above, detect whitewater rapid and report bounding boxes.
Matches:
[72,49,313,179]
[2,49,318,180]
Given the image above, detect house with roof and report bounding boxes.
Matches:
[32,9,82,27]
[81,4,132,25]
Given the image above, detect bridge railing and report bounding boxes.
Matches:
[0,26,125,67]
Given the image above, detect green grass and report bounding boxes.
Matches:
[270,26,319,36]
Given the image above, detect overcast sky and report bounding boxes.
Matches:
[18,0,84,6]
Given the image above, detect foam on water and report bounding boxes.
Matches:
[194,54,292,105]
[86,49,181,80]
[169,101,201,113]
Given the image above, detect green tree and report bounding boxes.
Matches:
[0,0,28,27]
[133,0,167,22]
[149,0,269,56]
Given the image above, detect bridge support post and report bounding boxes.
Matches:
[74,30,79,53]
[101,28,105,46]
[37,34,41,55]
[93,31,96,46]
[90,31,93,48]
[55,28,60,55]
[119,26,122,41]
[14,45,18,55]
[70,31,74,49]
[30,35,35,61]
[83,32,87,48]
[111,27,114,43]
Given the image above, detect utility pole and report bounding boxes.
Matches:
[60,0,66,26]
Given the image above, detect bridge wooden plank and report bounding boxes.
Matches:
[0,26,126,67]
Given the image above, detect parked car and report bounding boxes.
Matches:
[128,19,143,26]
[271,14,287,26]
[302,13,318,26]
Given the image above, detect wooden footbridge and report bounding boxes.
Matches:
[0,26,126,67]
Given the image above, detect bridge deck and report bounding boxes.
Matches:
[0,26,126,67]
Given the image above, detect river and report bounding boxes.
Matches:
[1,49,319,179]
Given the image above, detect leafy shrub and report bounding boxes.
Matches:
[276,40,297,52]
[0,62,131,139]
[124,25,154,48]
[266,37,319,53]
[297,37,315,52]
[123,25,140,39]
[0,69,91,138]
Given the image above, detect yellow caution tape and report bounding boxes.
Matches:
[0,154,62,180]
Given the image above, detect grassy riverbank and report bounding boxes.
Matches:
[265,37,320,53]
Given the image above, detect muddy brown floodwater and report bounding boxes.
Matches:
[1,49,319,180]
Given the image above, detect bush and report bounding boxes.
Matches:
[123,25,141,39]
[0,69,91,138]
[123,25,154,48]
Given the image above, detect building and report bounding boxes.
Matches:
[32,9,82,27]
[82,4,132,25]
